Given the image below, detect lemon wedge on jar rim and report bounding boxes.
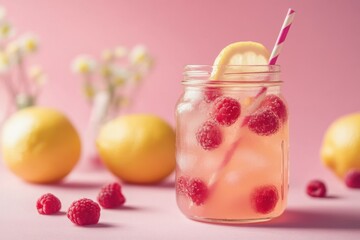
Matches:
[211,41,270,80]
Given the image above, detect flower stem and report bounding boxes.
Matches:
[17,57,30,95]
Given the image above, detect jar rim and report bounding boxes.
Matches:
[184,64,280,73]
[183,65,281,86]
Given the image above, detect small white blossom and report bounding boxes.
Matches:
[19,34,39,54]
[111,67,129,86]
[0,20,15,40]
[129,45,151,64]
[72,55,97,75]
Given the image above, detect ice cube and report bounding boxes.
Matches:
[176,152,197,172]
[177,102,193,114]
[224,170,242,184]
[183,89,203,102]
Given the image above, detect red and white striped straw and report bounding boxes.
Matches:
[269,8,296,65]
[254,8,295,98]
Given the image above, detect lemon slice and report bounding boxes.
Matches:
[211,41,270,80]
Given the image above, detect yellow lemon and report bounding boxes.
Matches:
[320,113,360,178]
[96,114,176,184]
[1,107,81,183]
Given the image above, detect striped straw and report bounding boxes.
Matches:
[255,8,295,98]
[269,8,296,65]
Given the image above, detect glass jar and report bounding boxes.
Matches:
[175,65,289,223]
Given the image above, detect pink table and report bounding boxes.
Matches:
[1,163,359,240]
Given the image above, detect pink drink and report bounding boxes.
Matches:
[175,65,289,223]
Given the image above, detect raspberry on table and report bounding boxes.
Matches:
[196,120,222,150]
[211,96,241,126]
[36,193,61,215]
[204,87,222,103]
[260,94,288,123]
[345,170,360,188]
[247,108,280,136]
[187,178,209,205]
[176,175,189,195]
[306,180,327,198]
[97,182,126,209]
[251,185,279,214]
[67,198,100,226]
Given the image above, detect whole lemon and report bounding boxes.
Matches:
[1,107,81,183]
[96,114,176,184]
[321,113,360,178]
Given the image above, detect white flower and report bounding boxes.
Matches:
[114,46,128,59]
[129,44,151,65]
[19,34,39,54]
[71,55,97,75]
[129,45,154,74]
[111,67,129,86]
[0,20,15,40]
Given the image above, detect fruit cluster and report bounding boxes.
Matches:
[196,90,287,151]
[36,182,125,226]
[178,90,287,215]
[176,176,279,214]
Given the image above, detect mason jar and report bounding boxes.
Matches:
[175,65,289,223]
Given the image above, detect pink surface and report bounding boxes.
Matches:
[1,0,360,238]
[0,164,360,239]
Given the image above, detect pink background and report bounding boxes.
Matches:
[1,0,360,186]
[1,1,360,239]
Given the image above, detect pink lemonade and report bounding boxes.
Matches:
[175,65,289,223]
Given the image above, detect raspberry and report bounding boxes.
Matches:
[176,176,189,195]
[260,94,288,123]
[36,193,61,215]
[187,178,208,205]
[251,185,279,214]
[247,108,280,136]
[211,96,241,126]
[67,198,100,226]
[97,182,126,209]
[345,170,360,188]
[204,87,222,103]
[196,121,222,150]
[177,176,209,205]
[306,180,327,198]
